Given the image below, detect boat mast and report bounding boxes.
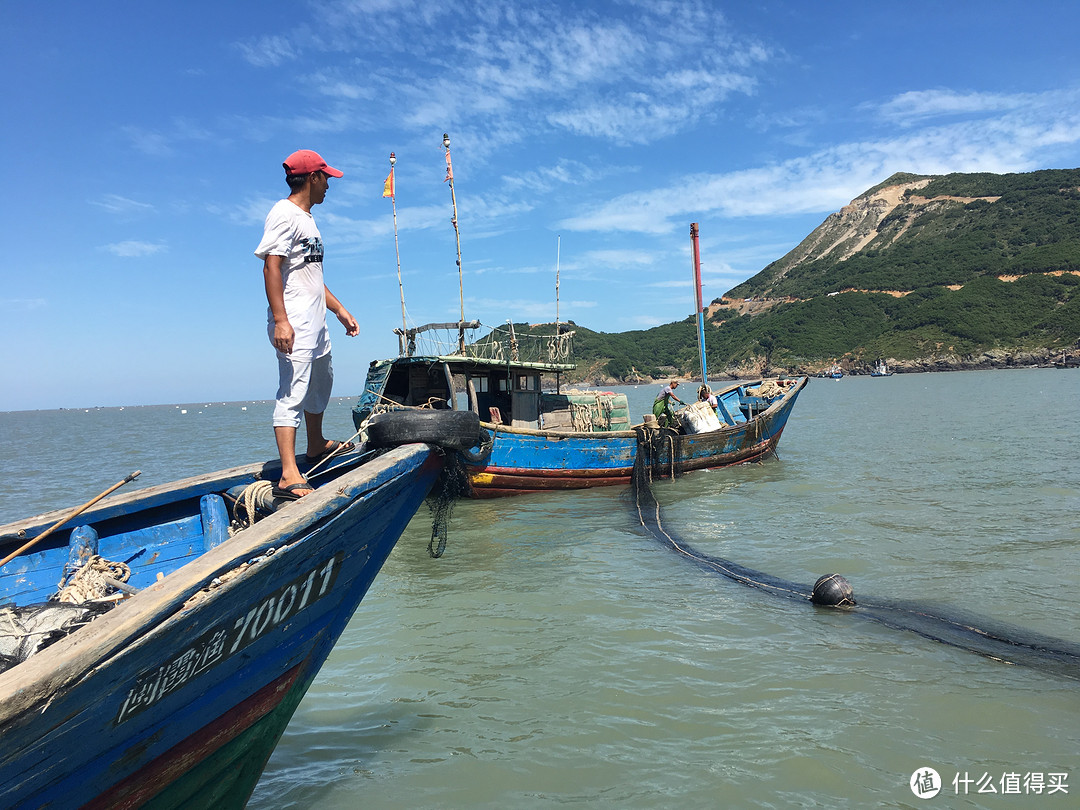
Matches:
[555,234,561,333]
[690,222,707,387]
[386,152,408,349]
[555,234,562,394]
[443,133,466,352]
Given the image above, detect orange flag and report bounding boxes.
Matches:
[444,150,454,183]
[382,167,395,199]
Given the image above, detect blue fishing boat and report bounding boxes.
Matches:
[361,146,807,497]
[0,437,455,809]
[354,319,807,497]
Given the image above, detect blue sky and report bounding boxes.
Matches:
[5,0,1080,410]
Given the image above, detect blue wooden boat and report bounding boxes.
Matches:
[353,322,807,498]
[0,441,445,809]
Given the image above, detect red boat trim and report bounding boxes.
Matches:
[82,664,304,810]
[472,465,635,479]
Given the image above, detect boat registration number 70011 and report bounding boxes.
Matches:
[114,552,344,724]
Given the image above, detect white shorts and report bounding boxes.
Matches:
[272,353,334,428]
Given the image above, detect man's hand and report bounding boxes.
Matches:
[324,287,358,337]
[272,320,295,354]
[336,308,359,337]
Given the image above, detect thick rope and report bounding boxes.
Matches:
[231,480,275,532]
[55,556,133,604]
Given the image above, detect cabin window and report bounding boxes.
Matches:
[516,374,537,391]
[472,376,489,393]
[497,377,510,392]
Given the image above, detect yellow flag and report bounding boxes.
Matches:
[382,167,395,199]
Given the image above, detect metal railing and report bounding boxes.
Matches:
[395,321,575,365]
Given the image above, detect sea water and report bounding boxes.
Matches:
[1,369,1077,808]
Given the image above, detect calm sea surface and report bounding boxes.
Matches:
[2,369,1078,808]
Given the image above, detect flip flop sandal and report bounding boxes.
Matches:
[305,440,355,464]
[272,481,315,500]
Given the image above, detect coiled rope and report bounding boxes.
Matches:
[231,480,275,531]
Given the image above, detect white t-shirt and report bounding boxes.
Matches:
[254,199,330,361]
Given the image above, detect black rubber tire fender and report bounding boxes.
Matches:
[366,410,482,452]
[459,427,493,465]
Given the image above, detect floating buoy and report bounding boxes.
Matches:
[811,573,856,607]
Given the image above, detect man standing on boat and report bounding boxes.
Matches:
[255,149,358,499]
[652,380,684,428]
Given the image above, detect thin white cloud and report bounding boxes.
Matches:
[295,0,770,146]
[236,35,296,68]
[582,249,656,268]
[102,241,168,258]
[227,197,280,228]
[0,298,47,311]
[562,90,1080,234]
[467,296,596,322]
[121,126,174,157]
[92,194,156,215]
[502,159,600,194]
[877,89,1033,123]
[624,314,668,328]
[647,279,694,289]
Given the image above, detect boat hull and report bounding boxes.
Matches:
[0,444,442,810]
[466,379,805,497]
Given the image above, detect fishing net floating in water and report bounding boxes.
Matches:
[629,431,1080,681]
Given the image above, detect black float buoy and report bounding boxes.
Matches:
[812,574,856,607]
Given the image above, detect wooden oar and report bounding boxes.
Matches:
[0,471,141,569]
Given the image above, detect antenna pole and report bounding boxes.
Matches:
[388,153,407,347]
[555,234,561,334]
[443,133,465,352]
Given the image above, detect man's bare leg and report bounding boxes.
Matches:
[274,425,313,495]
[303,410,333,459]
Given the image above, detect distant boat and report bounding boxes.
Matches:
[828,363,844,379]
[353,321,807,498]
[870,359,894,377]
[0,431,461,808]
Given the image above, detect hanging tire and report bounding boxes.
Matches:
[459,427,493,465]
[366,410,482,452]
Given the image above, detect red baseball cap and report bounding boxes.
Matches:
[282,149,343,177]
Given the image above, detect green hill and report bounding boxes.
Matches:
[546,168,1080,379]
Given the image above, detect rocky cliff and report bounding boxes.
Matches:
[730,172,1006,299]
